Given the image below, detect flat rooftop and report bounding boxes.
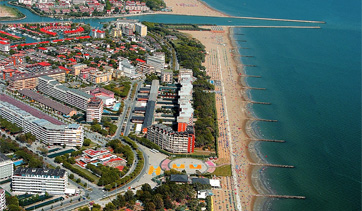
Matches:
[14,167,66,178]
[0,94,64,125]
[18,89,75,115]
[0,152,10,162]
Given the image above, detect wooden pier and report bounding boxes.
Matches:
[250,163,294,168]
[244,64,257,67]
[255,194,306,199]
[250,139,285,143]
[234,33,245,35]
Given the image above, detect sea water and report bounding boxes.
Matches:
[204,0,361,210]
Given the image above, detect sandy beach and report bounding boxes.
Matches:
[182,26,258,211]
[160,0,229,17]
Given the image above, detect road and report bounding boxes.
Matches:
[0,80,160,210]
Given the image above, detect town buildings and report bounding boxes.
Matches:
[89,87,115,106]
[88,71,112,84]
[142,80,159,130]
[0,94,84,147]
[91,29,105,39]
[18,89,77,117]
[161,69,173,84]
[72,63,87,76]
[147,124,195,153]
[8,69,66,90]
[136,61,155,75]
[177,69,195,131]
[118,57,137,78]
[145,70,196,153]
[89,87,114,99]
[86,97,103,123]
[38,76,93,111]
[135,23,147,37]
[110,28,122,38]
[12,168,68,195]
[147,52,165,72]
[0,41,10,52]
[75,148,126,171]
[0,189,5,211]
[0,153,13,181]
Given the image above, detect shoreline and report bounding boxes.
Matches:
[184,26,279,210]
[182,25,269,211]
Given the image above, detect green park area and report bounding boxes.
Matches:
[213,165,232,176]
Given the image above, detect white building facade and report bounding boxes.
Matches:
[0,189,5,211]
[0,100,84,147]
[147,52,165,72]
[12,168,67,195]
[0,153,13,181]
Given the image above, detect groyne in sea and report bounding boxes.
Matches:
[230,27,305,209]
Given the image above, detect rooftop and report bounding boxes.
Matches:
[0,152,10,163]
[0,94,64,125]
[14,167,66,178]
[18,89,75,115]
[170,174,188,183]
[9,69,65,81]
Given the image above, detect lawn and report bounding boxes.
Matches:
[72,165,99,183]
[212,165,232,176]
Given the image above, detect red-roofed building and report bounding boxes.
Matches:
[38,61,51,67]
[91,29,105,38]
[38,47,48,52]
[0,40,10,52]
[2,69,15,80]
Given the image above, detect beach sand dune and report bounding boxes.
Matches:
[182,26,257,211]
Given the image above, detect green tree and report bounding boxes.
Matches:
[103,202,116,211]
[144,202,156,211]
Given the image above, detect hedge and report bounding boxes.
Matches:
[62,162,95,182]
[25,197,63,211]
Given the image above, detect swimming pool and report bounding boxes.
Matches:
[13,159,24,166]
[103,102,121,113]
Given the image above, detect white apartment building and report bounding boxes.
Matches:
[0,41,10,52]
[147,52,165,72]
[0,189,5,211]
[0,98,84,147]
[12,168,67,195]
[161,69,173,84]
[86,97,103,123]
[177,69,195,127]
[0,153,13,181]
[146,124,195,153]
[118,57,137,78]
[38,76,93,111]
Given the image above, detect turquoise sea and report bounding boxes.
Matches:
[205,0,361,210]
[1,0,361,210]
